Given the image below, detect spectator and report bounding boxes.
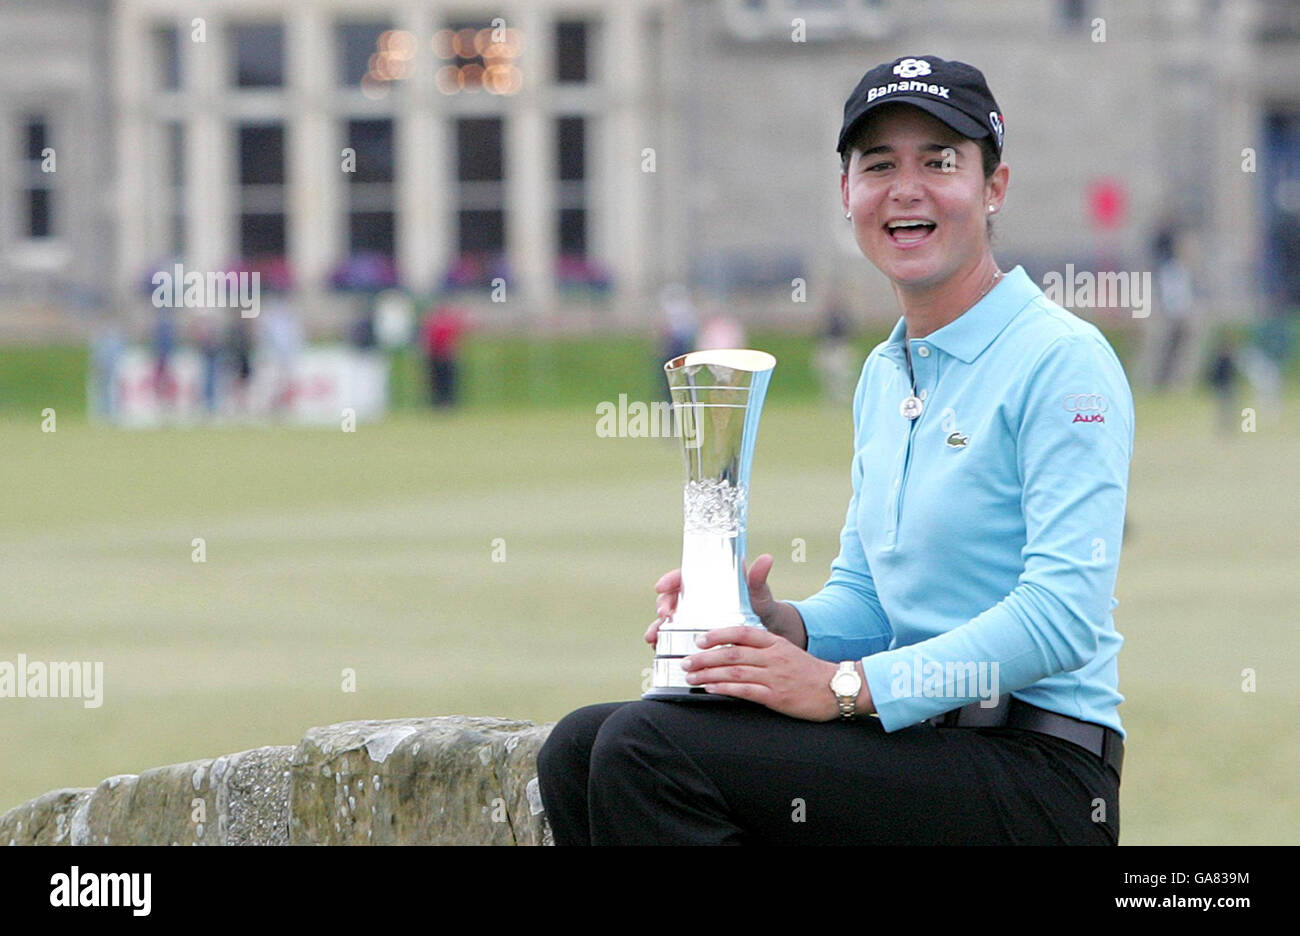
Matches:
[421,302,467,408]
[223,312,254,415]
[697,306,745,351]
[152,306,178,409]
[192,309,223,416]
[259,295,304,417]
[1152,226,1197,389]
[657,282,698,405]
[1204,329,1239,437]
[349,305,377,350]
[88,321,127,421]
[814,291,856,404]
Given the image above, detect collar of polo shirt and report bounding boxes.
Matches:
[885,265,1040,364]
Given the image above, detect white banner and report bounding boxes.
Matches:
[92,345,389,427]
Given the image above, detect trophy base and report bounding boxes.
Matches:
[641,685,743,702]
[647,627,766,702]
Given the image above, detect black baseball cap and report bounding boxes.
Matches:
[837,55,1004,159]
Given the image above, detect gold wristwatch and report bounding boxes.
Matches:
[830,661,862,720]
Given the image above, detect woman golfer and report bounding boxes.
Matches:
[538,55,1133,845]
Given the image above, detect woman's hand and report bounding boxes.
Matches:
[647,554,805,648]
[679,626,869,722]
[645,568,681,647]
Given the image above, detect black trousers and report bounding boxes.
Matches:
[430,358,457,407]
[537,699,1120,845]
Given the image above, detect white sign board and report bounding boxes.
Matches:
[96,345,389,427]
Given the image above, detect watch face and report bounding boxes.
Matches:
[831,671,860,695]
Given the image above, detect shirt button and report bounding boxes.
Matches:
[916,345,931,358]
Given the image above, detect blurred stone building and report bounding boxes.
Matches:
[0,0,1297,342]
[0,0,114,341]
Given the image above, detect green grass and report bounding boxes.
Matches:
[0,377,1297,843]
[1,332,889,421]
[2,322,1151,419]
[0,346,89,420]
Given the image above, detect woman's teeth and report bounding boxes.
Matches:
[888,222,935,244]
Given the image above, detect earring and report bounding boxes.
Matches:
[845,211,852,220]
[987,205,996,213]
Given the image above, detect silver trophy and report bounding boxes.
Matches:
[645,348,777,700]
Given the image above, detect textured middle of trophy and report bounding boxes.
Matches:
[645,348,776,700]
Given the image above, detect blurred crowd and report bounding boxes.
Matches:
[88,292,470,423]
[655,281,856,406]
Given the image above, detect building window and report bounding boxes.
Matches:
[455,117,505,255]
[433,21,522,95]
[236,123,286,257]
[335,21,417,99]
[337,21,390,86]
[345,119,395,256]
[231,23,284,88]
[153,24,180,90]
[556,116,586,255]
[20,116,54,240]
[555,21,588,84]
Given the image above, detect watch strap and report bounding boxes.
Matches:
[834,661,860,720]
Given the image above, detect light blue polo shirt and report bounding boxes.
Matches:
[788,265,1133,738]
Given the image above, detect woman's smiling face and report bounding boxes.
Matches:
[841,103,1006,290]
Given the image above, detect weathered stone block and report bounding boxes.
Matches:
[289,716,553,845]
[2,718,552,845]
[0,788,91,846]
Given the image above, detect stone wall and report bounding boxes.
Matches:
[1,716,554,846]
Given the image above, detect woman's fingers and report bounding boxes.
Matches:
[654,568,682,593]
[683,630,839,721]
[679,637,767,685]
[701,682,772,703]
[747,553,775,590]
[654,568,681,620]
[693,625,780,651]
[650,568,682,645]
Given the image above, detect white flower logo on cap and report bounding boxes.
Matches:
[989,111,1005,148]
[893,58,932,79]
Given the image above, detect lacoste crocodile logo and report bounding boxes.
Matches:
[946,432,969,448]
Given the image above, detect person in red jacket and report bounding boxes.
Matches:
[421,303,467,407]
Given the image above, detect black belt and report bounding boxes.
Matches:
[925,696,1124,781]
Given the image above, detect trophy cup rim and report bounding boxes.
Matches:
[664,348,776,374]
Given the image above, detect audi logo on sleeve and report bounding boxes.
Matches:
[1064,393,1108,422]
